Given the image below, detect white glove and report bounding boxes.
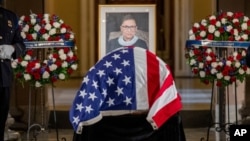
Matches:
[0,45,15,59]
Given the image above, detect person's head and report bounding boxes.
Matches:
[120,14,137,41]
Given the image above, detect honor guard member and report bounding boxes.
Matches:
[0,1,26,140]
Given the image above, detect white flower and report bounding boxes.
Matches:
[32,33,37,40]
[24,74,31,81]
[206,48,212,54]
[208,25,216,33]
[198,62,204,68]
[67,51,74,58]
[71,64,78,70]
[247,68,250,74]
[59,54,67,60]
[235,61,241,68]
[42,71,50,79]
[45,23,52,30]
[226,60,232,66]
[226,25,233,32]
[214,30,220,37]
[189,50,194,57]
[23,55,31,61]
[244,16,249,22]
[42,33,50,40]
[21,32,26,39]
[59,73,66,80]
[224,76,230,81]
[11,60,18,68]
[44,13,50,19]
[188,29,194,35]
[199,71,206,78]
[233,29,239,36]
[216,73,223,79]
[34,24,41,32]
[227,12,233,17]
[35,81,42,87]
[215,21,221,27]
[221,18,227,24]
[35,63,41,69]
[60,27,66,34]
[201,19,207,26]
[210,68,217,74]
[31,18,36,25]
[23,24,29,32]
[58,49,64,55]
[62,61,68,68]
[241,23,248,30]
[200,31,206,37]
[193,23,200,28]
[211,62,218,68]
[21,61,28,67]
[69,34,75,40]
[242,50,246,56]
[49,28,56,35]
[190,59,196,65]
[239,68,245,74]
[206,56,212,61]
[49,64,58,71]
[209,15,216,20]
[241,34,248,40]
[235,35,241,41]
[53,22,61,28]
[232,18,239,23]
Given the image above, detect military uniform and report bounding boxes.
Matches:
[0,7,26,141]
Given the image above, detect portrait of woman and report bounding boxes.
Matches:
[105,13,149,54]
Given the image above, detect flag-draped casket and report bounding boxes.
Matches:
[69,47,183,136]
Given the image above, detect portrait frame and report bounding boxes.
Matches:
[98,4,156,59]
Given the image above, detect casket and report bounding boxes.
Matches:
[70,47,186,141]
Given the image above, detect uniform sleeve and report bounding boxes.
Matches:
[12,14,26,59]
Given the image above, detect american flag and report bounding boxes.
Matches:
[69,47,182,134]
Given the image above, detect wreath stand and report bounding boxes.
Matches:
[25,41,74,141]
[186,40,250,141]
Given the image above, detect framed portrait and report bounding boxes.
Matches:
[99,4,156,59]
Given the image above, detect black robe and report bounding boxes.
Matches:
[0,7,26,87]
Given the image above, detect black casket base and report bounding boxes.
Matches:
[73,112,186,141]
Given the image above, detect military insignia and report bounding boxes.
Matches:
[8,20,12,27]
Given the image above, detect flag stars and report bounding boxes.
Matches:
[103,61,112,68]
[82,76,89,84]
[115,86,124,96]
[111,53,121,60]
[97,70,105,77]
[79,90,87,99]
[120,49,129,54]
[121,60,130,67]
[76,103,84,112]
[122,75,131,85]
[106,97,115,107]
[85,105,93,114]
[106,77,115,86]
[72,116,80,124]
[113,68,122,75]
[123,96,132,106]
[101,88,107,98]
[92,80,99,89]
[88,92,97,101]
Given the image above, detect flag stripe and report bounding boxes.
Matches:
[134,47,149,109]
[146,50,160,107]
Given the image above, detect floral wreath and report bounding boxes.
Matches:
[186,11,250,87]
[11,13,78,87]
